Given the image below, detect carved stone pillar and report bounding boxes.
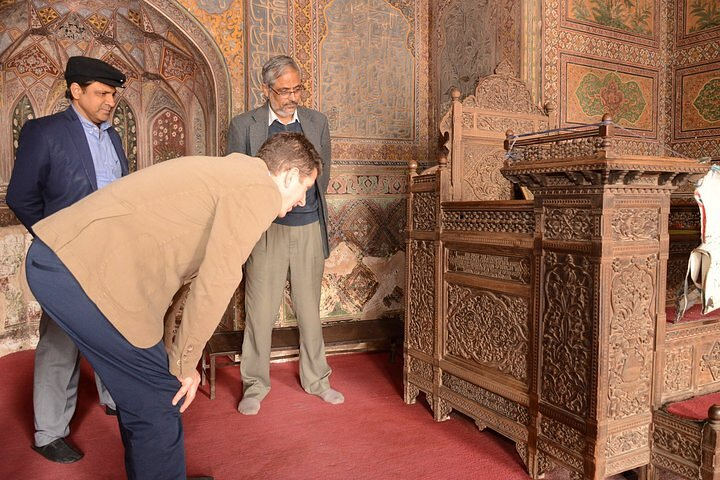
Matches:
[502,124,707,479]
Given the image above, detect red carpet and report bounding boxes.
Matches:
[0,350,539,480]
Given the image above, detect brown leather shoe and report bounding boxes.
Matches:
[32,438,84,463]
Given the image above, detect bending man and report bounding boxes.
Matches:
[24,132,321,479]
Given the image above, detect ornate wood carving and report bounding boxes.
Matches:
[654,423,702,464]
[404,382,420,405]
[541,252,593,416]
[446,284,529,382]
[701,342,720,382]
[611,209,659,241]
[664,346,694,394]
[544,207,594,241]
[608,255,656,420]
[438,61,549,201]
[540,417,585,453]
[442,373,529,425]
[447,250,531,284]
[651,451,700,478]
[669,209,701,230]
[606,425,650,457]
[462,145,512,201]
[433,396,452,421]
[407,76,715,480]
[515,442,528,468]
[407,240,434,354]
[537,439,584,471]
[442,209,534,234]
[466,60,546,115]
[407,355,433,381]
[412,192,437,231]
[507,136,604,163]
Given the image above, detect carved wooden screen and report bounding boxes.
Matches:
[438,60,550,201]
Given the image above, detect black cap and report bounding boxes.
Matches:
[64,56,126,88]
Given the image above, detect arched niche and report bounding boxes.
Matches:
[113,100,138,172]
[151,108,186,164]
[0,0,230,183]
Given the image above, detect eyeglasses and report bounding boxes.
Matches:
[268,85,306,98]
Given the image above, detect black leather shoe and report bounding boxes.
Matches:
[32,438,84,463]
[105,405,118,416]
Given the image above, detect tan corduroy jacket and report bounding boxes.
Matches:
[33,154,281,378]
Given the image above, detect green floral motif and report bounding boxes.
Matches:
[575,72,646,124]
[693,78,720,123]
[572,0,652,35]
[689,0,720,33]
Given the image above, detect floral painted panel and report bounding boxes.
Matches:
[12,96,35,158]
[564,60,656,133]
[566,0,655,37]
[112,100,138,172]
[152,110,186,163]
[676,63,720,139]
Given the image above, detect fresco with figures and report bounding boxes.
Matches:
[564,59,655,133]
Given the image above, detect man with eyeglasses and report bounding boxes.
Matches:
[226,55,343,415]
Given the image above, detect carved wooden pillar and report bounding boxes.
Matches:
[702,406,720,480]
[404,155,452,420]
[502,124,707,479]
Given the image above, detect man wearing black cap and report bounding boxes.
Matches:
[7,55,129,464]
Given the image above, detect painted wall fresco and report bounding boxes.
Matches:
[566,0,656,37]
[244,0,289,110]
[175,0,244,119]
[430,0,521,154]
[685,0,720,34]
[320,0,414,140]
[0,0,227,179]
[0,0,427,353]
[673,1,720,159]
[0,0,237,353]
[676,63,720,138]
[564,58,656,133]
[544,0,667,152]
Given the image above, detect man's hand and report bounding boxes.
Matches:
[172,369,201,413]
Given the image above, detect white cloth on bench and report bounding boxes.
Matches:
[677,165,720,321]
